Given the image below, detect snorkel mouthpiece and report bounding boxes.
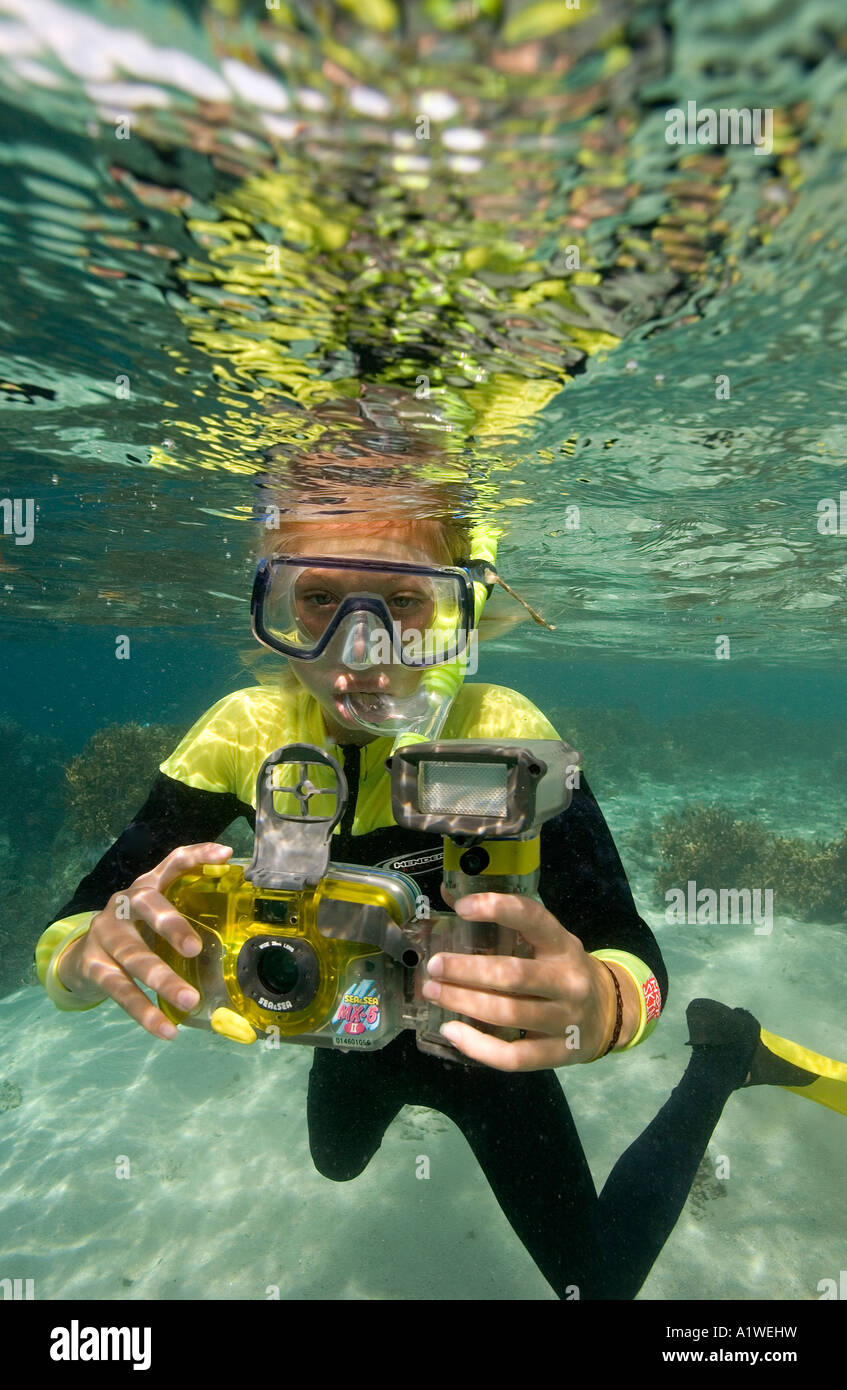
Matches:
[339,677,445,738]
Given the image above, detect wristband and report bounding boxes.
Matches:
[589,949,662,1051]
[600,962,623,1057]
[39,914,108,1012]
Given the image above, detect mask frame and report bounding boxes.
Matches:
[250,554,482,669]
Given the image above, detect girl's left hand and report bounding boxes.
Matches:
[422,887,622,1071]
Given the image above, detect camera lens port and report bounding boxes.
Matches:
[237,935,319,1013]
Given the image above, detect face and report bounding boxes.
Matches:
[283,532,449,745]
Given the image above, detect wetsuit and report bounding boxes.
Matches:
[36,680,748,1300]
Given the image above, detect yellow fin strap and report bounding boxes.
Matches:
[590,949,663,1051]
[39,914,107,1012]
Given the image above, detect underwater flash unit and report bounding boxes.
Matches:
[387,739,579,1058]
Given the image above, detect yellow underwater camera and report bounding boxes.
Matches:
[152,737,579,1063]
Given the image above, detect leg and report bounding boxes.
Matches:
[307,1022,751,1299]
[410,1056,604,1300]
[306,1037,408,1181]
[410,1027,751,1300]
[592,1041,746,1298]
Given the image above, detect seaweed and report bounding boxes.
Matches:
[547,704,846,794]
[0,718,79,995]
[547,704,649,791]
[762,831,847,923]
[64,721,186,847]
[1,717,252,1000]
[548,703,727,792]
[651,805,847,924]
[654,806,773,894]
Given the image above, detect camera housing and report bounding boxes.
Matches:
[151,738,578,1061]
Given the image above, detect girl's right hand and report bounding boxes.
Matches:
[56,842,233,1039]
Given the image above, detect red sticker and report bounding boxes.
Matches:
[643,976,662,1020]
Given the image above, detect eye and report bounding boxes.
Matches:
[388,590,430,614]
[300,589,338,608]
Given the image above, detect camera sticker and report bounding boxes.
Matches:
[332,980,381,1039]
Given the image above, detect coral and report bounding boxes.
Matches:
[686,1156,727,1222]
[548,703,735,791]
[763,831,847,923]
[547,704,647,791]
[0,717,255,1002]
[0,719,79,997]
[0,1079,22,1112]
[654,805,773,896]
[547,704,846,793]
[651,805,847,925]
[64,721,186,847]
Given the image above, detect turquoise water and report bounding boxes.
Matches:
[1,0,846,1306]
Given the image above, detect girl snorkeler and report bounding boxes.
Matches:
[35,438,847,1301]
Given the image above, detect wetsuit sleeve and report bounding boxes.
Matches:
[539,772,668,1010]
[35,772,254,1006]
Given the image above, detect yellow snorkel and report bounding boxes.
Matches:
[388,518,501,756]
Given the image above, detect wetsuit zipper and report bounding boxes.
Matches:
[337,743,360,847]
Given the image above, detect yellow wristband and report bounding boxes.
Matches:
[40,915,107,1012]
[589,949,662,1050]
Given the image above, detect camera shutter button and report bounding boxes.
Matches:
[210,1008,257,1044]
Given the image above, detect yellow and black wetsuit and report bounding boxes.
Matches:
[36,675,777,1301]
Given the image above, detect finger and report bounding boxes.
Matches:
[104,933,201,1012]
[84,955,187,1040]
[142,842,233,895]
[438,1022,569,1072]
[427,949,568,1001]
[424,979,563,1032]
[115,842,232,954]
[450,891,580,958]
[118,888,205,956]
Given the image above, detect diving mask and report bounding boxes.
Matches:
[251,554,489,740]
[251,555,481,666]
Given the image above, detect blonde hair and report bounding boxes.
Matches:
[261,512,472,567]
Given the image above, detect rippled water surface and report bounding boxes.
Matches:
[1,0,845,660]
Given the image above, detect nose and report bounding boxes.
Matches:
[339,610,384,669]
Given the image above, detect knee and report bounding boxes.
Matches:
[309,1140,372,1182]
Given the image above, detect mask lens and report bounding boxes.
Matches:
[257,559,468,665]
[292,568,438,642]
[291,570,344,641]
